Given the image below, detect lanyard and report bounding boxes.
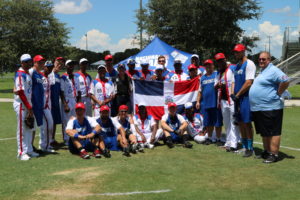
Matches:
[41,72,50,109]
[77,72,89,93]
[96,78,107,100]
[218,67,230,107]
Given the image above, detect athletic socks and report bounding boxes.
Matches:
[247,139,253,150]
[78,147,84,152]
[242,138,248,149]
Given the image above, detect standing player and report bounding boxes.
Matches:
[66,102,103,159]
[196,59,223,145]
[187,64,198,80]
[231,44,256,157]
[140,61,154,81]
[184,102,207,144]
[75,58,93,116]
[89,65,115,117]
[39,61,55,152]
[104,54,118,80]
[153,65,168,81]
[169,60,189,82]
[29,55,46,151]
[14,54,38,160]
[133,103,162,149]
[126,59,141,79]
[95,105,129,157]
[191,54,206,76]
[215,53,240,151]
[60,60,80,144]
[161,102,192,148]
[50,57,64,145]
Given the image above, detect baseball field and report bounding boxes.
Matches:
[1,75,300,200]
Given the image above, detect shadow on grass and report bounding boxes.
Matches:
[0,89,13,94]
[254,147,295,162]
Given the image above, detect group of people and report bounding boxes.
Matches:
[13,43,289,164]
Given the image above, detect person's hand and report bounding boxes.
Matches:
[230,94,239,102]
[174,129,181,135]
[78,135,87,140]
[151,75,157,80]
[64,104,70,113]
[196,102,200,110]
[122,138,128,146]
[141,135,147,143]
[86,133,95,139]
[28,108,33,117]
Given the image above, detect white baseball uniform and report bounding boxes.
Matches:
[89,78,115,117]
[39,72,55,150]
[185,113,207,143]
[13,68,34,157]
[75,72,92,116]
[133,114,162,143]
[60,73,79,142]
[218,67,240,148]
[169,71,189,82]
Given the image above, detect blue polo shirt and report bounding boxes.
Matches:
[200,71,218,109]
[249,63,289,111]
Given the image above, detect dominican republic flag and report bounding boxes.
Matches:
[133,77,200,120]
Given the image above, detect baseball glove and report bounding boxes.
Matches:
[25,113,34,129]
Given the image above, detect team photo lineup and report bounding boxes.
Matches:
[14,43,289,164]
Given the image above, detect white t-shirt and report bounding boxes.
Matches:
[245,59,256,80]
[133,115,156,135]
[66,116,98,132]
[89,79,115,107]
[161,113,186,130]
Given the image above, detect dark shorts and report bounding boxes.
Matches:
[203,108,223,127]
[252,109,283,137]
[51,105,61,124]
[68,138,96,154]
[103,135,120,151]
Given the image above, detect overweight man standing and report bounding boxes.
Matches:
[249,52,289,163]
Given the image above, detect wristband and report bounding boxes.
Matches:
[92,130,98,135]
[74,133,79,139]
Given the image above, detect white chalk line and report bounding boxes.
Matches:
[90,189,171,196]
[1,135,300,152]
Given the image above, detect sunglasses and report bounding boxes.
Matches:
[23,60,32,64]
[258,58,267,61]
[120,110,127,113]
[158,60,165,63]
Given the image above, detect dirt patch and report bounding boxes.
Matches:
[36,167,109,199]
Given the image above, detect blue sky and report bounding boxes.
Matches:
[53,0,300,58]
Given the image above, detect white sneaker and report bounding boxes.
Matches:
[18,154,31,161]
[145,143,154,149]
[28,151,40,157]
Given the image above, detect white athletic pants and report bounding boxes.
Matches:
[220,100,240,148]
[40,108,54,150]
[136,129,163,144]
[82,96,92,117]
[62,98,76,142]
[14,103,33,156]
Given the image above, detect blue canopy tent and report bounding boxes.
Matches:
[115,37,194,72]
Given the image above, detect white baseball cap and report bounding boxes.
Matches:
[79,58,88,64]
[65,59,73,66]
[97,64,106,70]
[191,54,199,59]
[184,102,193,109]
[20,54,32,62]
[155,64,164,70]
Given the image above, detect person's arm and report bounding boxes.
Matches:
[150,118,158,143]
[85,118,102,139]
[235,61,256,97]
[65,119,86,140]
[278,82,289,96]
[235,79,253,97]
[178,115,188,134]
[196,91,202,109]
[161,120,174,132]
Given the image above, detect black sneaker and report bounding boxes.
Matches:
[166,140,174,148]
[255,150,269,159]
[123,147,130,157]
[215,140,224,147]
[243,149,253,157]
[204,139,213,145]
[226,147,237,152]
[102,148,111,158]
[183,141,193,148]
[263,154,278,164]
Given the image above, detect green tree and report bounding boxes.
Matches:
[137,0,261,61]
[0,0,69,73]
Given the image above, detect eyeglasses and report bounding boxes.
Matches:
[158,60,165,63]
[258,58,267,61]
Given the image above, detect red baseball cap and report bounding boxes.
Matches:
[215,53,226,60]
[33,55,45,62]
[168,102,177,108]
[233,44,246,52]
[55,57,65,61]
[119,105,128,111]
[188,64,197,71]
[100,105,110,112]
[104,55,113,61]
[203,59,213,65]
[75,102,85,110]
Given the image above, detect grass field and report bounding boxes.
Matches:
[0,102,300,200]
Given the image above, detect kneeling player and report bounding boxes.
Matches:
[184,102,207,144]
[133,103,163,149]
[161,102,192,148]
[65,103,103,159]
[114,105,141,153]
[95,105,130,157]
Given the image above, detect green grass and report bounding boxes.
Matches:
[288,84,300,98]
[0,102,300,200]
